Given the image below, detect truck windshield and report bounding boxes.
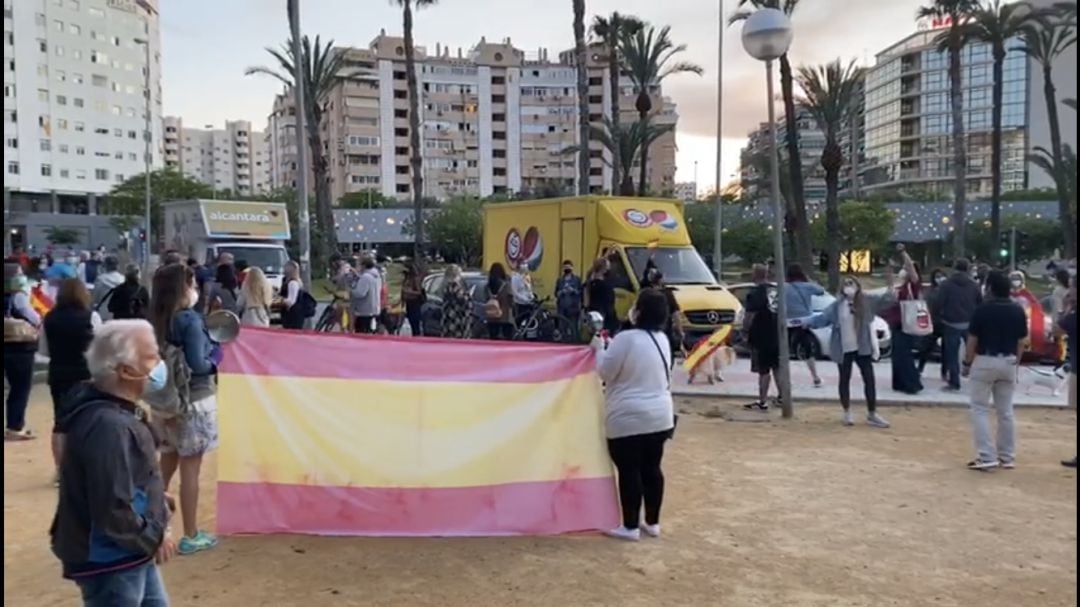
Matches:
[626,247,716,286]
[218,247,288,275]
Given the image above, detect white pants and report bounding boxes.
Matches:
[968,355,1018,464]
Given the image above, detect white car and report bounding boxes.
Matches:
[728,284,892,360]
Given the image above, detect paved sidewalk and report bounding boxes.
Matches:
[672,358,1071,408]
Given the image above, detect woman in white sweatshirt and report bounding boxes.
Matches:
[592,289,675,542]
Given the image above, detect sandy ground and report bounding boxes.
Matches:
[4,387,1077,607]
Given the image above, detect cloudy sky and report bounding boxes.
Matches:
[161,0,926,192]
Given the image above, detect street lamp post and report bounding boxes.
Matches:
[741,8,795,419]
[288,0,313,288]
[714,0,724,279]
[134,37,152,275]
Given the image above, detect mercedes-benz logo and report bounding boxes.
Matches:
[706,311,721,325]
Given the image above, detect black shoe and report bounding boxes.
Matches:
[742,401,769,411]
[1063,458,1077,469]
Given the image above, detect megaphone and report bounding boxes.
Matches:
[206,310,241,343]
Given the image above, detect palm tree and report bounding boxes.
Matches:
[730,0,815,276]
[573,0,590,196]
[581,117,676,195]
[1019,18,1078,257]
[1054,1,1077,24]
[957,1,1037,249]
[591,12,644,194]
[920,0,980,257]
[393,0,438,259]
[620,25,703,196]
[246,35,369,263]
[797,60,864,292]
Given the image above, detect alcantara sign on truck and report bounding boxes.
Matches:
[200,201,290,240]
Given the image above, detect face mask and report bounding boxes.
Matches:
[935,276,946,285]
[563,268,572,275]
[144,360,168,394]
[186,286,200,308]
[628,307,639,326]
[1011,280,1023,290]
[843,286,858,299]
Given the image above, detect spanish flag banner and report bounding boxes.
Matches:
[217,329,618,537]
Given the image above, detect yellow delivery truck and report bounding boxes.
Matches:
[482,196,742,344]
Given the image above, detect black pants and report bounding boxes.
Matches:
[49,380,82,433]
[839,352,877,412]
[354,316,376,334]
[4,348,35,432]
[487,322,513,340]
[607,430,668,530]
[405,306,423,337]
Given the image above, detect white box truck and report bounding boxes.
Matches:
[162,199,291,292]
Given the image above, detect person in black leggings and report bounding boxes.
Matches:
[4,263,41,441]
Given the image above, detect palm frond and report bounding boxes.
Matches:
[620,25,703,96]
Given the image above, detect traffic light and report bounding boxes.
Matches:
[138,229,146,242]
[998,231,1010,259]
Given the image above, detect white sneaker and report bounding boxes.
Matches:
[867,413,891,429]
[842,410,855,426]
[603,526,641,541]
[642,524,661,538]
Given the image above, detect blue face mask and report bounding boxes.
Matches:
[144,360,168,394]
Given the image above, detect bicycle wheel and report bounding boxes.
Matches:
[314,306,333,332]
[547,314,577,344]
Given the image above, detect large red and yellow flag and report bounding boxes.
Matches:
[217,329,618,537]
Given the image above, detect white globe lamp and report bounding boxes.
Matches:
[740,8,793,61]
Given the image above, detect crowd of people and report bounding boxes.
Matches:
[2,240,1076,604]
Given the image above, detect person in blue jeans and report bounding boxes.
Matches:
[784,263,825,388]
[934,258,983,391]
[51,320,176,606]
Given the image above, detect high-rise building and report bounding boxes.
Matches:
[738,106,829,205]
[4,0,162,240]
[265,91,299,192]
[295,32,678,204]
[163,116,271,195]
[861,25,1030,197]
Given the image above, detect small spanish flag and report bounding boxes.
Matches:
[683,325,733,376]
[30,284,53,317]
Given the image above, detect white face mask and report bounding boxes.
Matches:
[1011,280,1023,290]
[843,286,858,299]
[628,307,639,326]
[186,286,200,308]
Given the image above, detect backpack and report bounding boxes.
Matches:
[142,341,192,418]
[483,285,503,321]
[299,290,318,319]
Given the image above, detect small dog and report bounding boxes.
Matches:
[1027,366,1070,397]
[688,346,737,385]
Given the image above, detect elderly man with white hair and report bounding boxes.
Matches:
[50,320,176,606]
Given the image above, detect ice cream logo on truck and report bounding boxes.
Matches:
[622,208,679,231]
[504,226,544,271]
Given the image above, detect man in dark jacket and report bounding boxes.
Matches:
[51,319,175,606]
[935,258,983,391]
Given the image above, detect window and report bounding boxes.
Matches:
[91,74,107,87]
[55,45,64,57]
[394,90,407,99]
[493,113,506,122]
[54,20,64,32]
[493,149,506,158]
[72,49,82,60]
[59,169,69,178]
[88,7,105,18]
[2,84,12,98]
[94,127,109,135]
[7,161,18,175]
[35,14,46,26]
[74,122,84,132]
[94,151,109,158]
[40,139,51,151]
[59,144,68,153]
[114,128,122,137]
[74,97,84,107]
[41,164,52,176]
[128,153,137,161]
[4,138,15,149]
[37,89,49,102]
[128,130,137,139]
[90,50,107,64]
[114,151,123,159]
[492,76,506,85]
[69,24,81,35]
[493,131,506,140]
[57,118,68,130]
[76,146,85,155]
[72,73,83,84]
[57,95,67,105]
[36,63,47,76]
[39,39,48,53]
[75,169,87,180]
[493,167,506,176]
[492,95,505,103]
[394,109,407,118]
[111,106,121,116]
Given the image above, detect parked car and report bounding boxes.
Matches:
[726,283,893,360]
[419,271,489,339]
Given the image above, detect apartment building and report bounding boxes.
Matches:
[4,0,163,250]
[163,116,271,195]
[738,106,829,205]
[861,20,1030,197]
[265,91,299,191]
[307,31,678,203]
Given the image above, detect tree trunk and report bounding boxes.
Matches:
[823,148,842,293]
[779,54,814,274]
[306,111,333,266]
[573,0,590,196]
[404,0,425,261]
[948,40,968,258]
[619,172,635,196]
[990,46,1005,251]
[1044,65,1076,259]
[638,110,649,196]
[608,52,621,194]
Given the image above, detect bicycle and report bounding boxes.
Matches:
[314,289,351,333]
[513,297,577,344]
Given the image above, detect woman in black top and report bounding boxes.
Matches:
[108,264,149,320]
[44,278,97,470]
[586,257,619,335]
